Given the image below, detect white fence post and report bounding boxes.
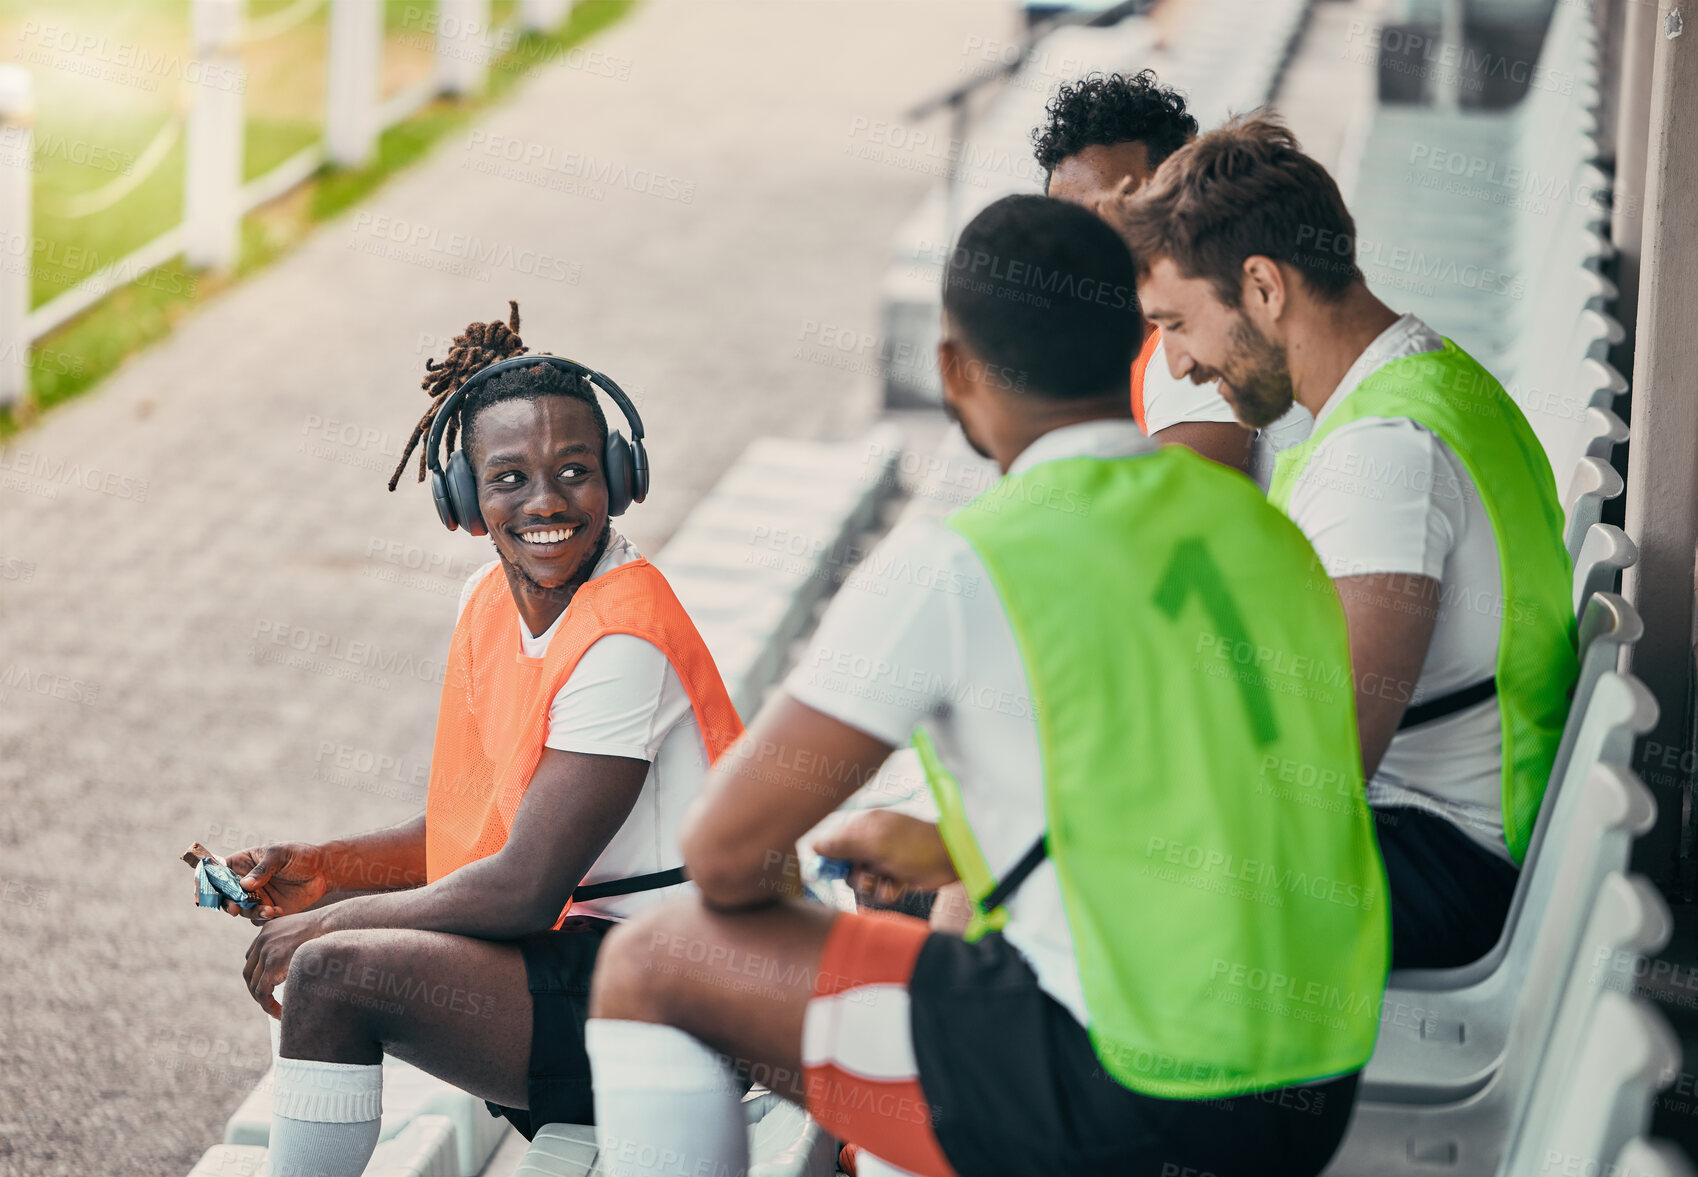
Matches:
[184,0,246,272]
[326,0,382,168]
[436,0,493,97]
[520,0,571,33]
[0,66,32,408]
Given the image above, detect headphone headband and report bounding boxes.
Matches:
[424,352,645,478]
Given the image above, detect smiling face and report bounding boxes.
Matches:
[467,396,609,592]
[1136,256,1295,429]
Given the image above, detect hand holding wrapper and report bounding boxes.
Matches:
[181,842,259,911]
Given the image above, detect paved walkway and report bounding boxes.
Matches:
[0,4,1005,1173]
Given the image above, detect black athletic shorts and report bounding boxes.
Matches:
[906,928,1361,1177]
[1374,805,1520,970]
[484,915,614,1139]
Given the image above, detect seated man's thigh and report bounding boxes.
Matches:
[594,893,839,1090]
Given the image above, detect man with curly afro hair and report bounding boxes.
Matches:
[1033,70,1312,481]
[1034,69,1197,202]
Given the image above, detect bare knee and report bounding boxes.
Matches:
[591,895,712,1022]
[286,930,378,999]
[280,931,389,1060]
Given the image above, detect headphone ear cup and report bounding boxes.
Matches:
[429,467,458,531]
[628,438,649,506]
[604,429,634,517]
[444,449,486,536]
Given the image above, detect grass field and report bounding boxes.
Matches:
[0,0,631,436]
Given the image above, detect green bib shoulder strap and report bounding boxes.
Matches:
[918,444,1389,1099]
[1269,339,1578,862]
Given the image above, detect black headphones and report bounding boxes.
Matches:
[424,353,649,535]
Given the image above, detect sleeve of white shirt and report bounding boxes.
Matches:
[456,560,501,620]
[1140,337,1241,434]
[1286,419,1458,581]
[545,634,683,760]
[782,517,968,748]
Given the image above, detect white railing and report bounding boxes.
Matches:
[0,0,575,407]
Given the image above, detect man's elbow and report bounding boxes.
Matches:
[502,871,572,933]
[681,821,769,908]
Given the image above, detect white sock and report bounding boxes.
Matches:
[587,1019,748,1177]
[267,1056,384,1177]
[268,982,286,1060]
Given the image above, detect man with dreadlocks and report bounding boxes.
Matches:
[216,303,744,1176]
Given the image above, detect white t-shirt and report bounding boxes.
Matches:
[1140,336,1313,490]
[1283,314,1511,860]
[786,419,1161,1026]
[454,531,706,918]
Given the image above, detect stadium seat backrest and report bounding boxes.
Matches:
[1584,356,1632,410]
[1583,405,1631,463]
[1504,760,1656,1029]
[1574,525,1639,619]
[1529,993,1681,1177]
[1363,761,1655,1107]
[1394,660,1655,997]
[1513,303,1624,481]
[1565,456,1628,563]
[1505,873,1680,1177]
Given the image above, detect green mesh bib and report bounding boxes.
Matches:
[1269,340,1578,862]
[922,445,1389,1098]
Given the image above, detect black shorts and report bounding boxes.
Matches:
[907,930,1360,1177]
[484,915,614,1140]
[1374,805,1520,969]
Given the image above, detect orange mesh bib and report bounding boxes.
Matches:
[1130,326,1161,434]
[425,558,745,921]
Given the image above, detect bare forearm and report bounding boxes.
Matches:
[317,814,428,893]
[684,695,897,910]
[316,853,564,941]
[682,790,800,910]
[1335,572,1442,779]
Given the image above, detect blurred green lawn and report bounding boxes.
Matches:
[1,0,626,433]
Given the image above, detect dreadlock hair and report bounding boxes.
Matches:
[387,300,609,492]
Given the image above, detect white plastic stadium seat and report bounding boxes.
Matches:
[1360,660,1658,1104]
[1342,0,1626,488]
[1583,405,1631,463]
[513,1124,597,1177]
[1573,524,1639,619]
[1362,758,1655,1103]
[1565,456,1627,565]
[1550,595,1647,797]
[1326,873,1673,1177]
[1502,882,1680,1176]
[509,1093,837,1177]
[1610,1138,1698,1177]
